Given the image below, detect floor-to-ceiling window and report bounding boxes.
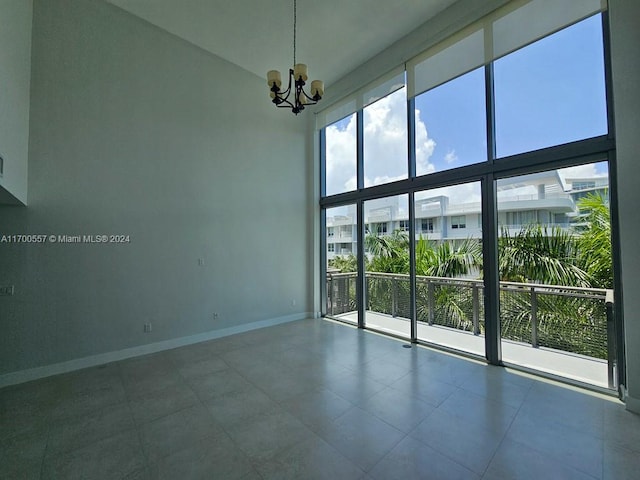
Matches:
[320,2,620,392]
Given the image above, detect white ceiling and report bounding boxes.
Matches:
[106,0,459,86]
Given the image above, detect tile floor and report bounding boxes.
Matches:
[1,318,639,479]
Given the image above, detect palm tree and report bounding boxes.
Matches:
[417,237,482,277]
[575,192,612,288]
[328,254,357,273]
[364,230,482,330]
[498,224,590,287]
[364,229,410,274]
[497,212,614,357]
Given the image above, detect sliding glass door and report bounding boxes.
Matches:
[414,183,484,356]
[363,195,410,339]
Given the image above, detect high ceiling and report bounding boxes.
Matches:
[106,0,459,86]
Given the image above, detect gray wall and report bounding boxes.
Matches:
[0,0,32,204]
[0,0,309,378]
[609,0,640,414]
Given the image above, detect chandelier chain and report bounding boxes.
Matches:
[293,0,297,66]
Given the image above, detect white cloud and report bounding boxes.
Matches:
[368,174,407,187]
[363,89,409,186]
[343,175,357,192]
[325,88,436,194]
[415,108,436,176]
[418,183,482,206]
[444,150,458,164]
[325,114,357,196]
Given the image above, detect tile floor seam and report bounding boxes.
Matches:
[406,412,499,478]
[362,431,409,476]
[131,408,153,473]
[515,386,606,479]
[121,359,170,474]
[476,378,530,478]
[254,428,366,479]
[601,424,606,480]
[37,420,52,480]
[501,437,602,480]
[224,363,290,408]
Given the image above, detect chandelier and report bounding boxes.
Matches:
[267,0,324,115]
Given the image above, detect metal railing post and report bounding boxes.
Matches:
[531,287,539,348]
[392,276,398,317]
[365,274,370,312]
[606,289,616,389]
[428,280,435,326]
[472,283,480,335]
[328,274,334,315]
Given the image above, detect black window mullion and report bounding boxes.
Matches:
[482,173,501,365]
[485,63,497,163]
[408,95,417,342]
[408,96,417,179]
[356,110,364,191]
[320,208,328,317]
[409,191,417,342]
[601,11,616,141]
[483,62,501,365]
[356,110,365,328]
[356,200,365,329]
[319,128,327,198]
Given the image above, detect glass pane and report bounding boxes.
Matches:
[494,14,607,158]
[325,114,357,196]
[414,68,487,176]
[414,183,484,356]
[364,195,410,339]
[497,162,614,389]
[364,88,407,188]
[326,205,358,323]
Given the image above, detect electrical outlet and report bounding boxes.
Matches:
[291,299,296,306]
[0,285,14,296]
[212,312,219,320]
[143,322,152,333]
[198,258,205,266]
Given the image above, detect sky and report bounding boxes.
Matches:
[325,13,608,205]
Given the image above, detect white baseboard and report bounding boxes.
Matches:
[626,394,640,414]
[0,312,312,388]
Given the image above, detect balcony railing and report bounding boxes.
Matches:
[326,271,616,388]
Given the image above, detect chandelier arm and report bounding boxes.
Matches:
[279,69,294,100]
[275,84,292,98]
[299,89,319,101]
[276,101,295,109]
